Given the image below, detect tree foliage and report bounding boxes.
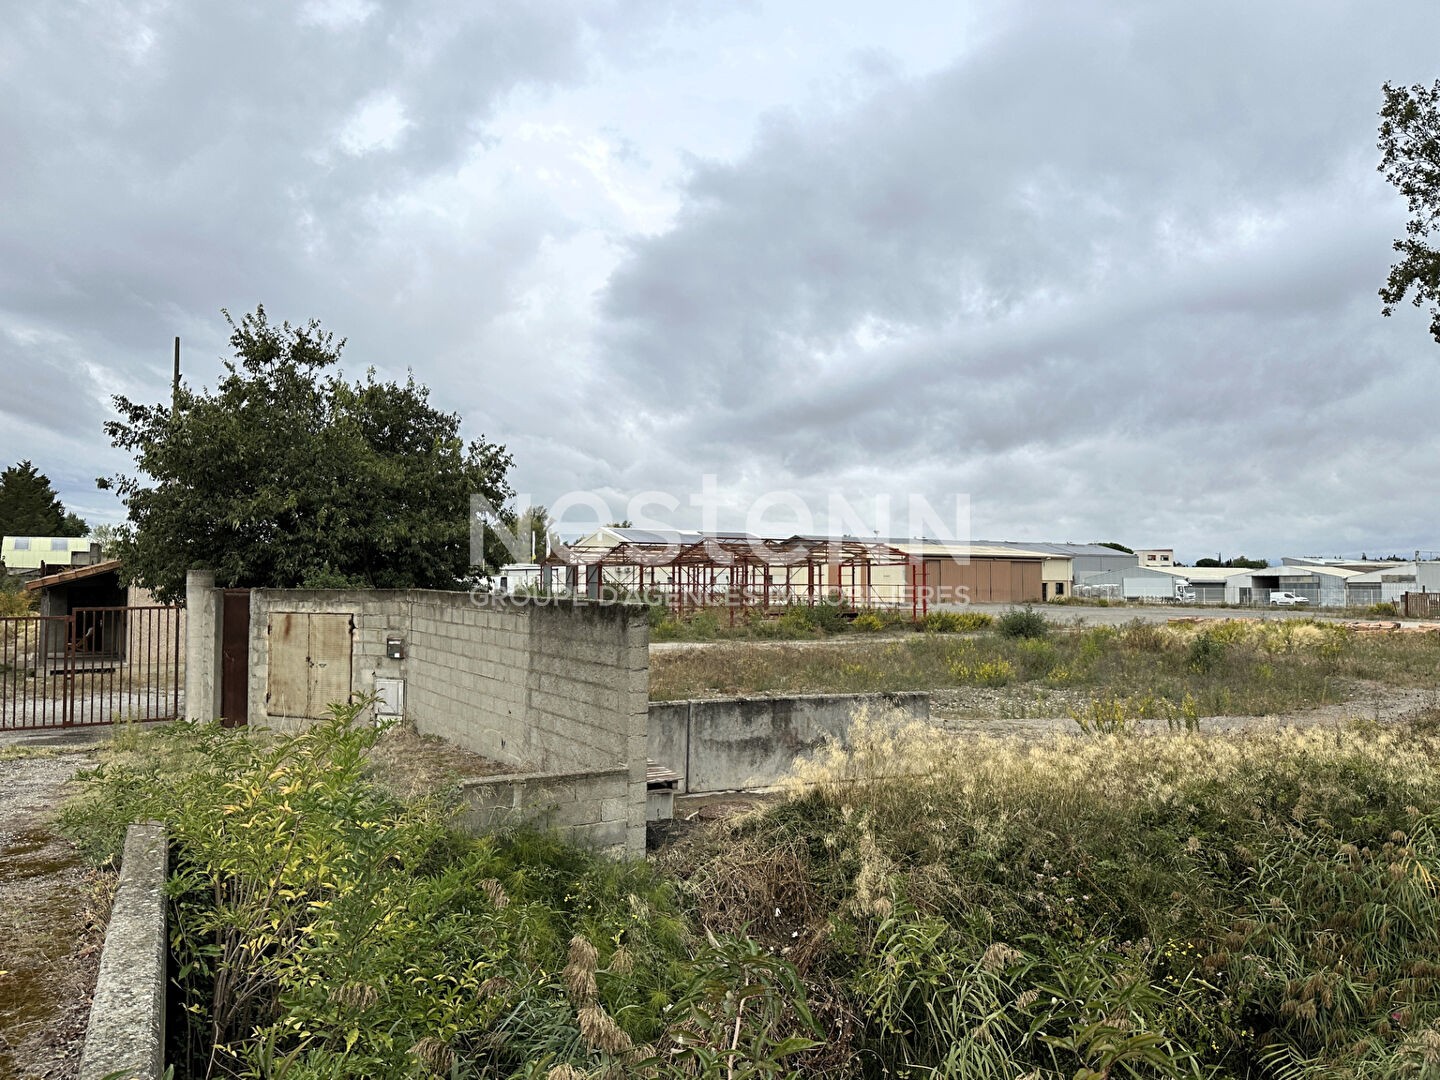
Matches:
[1095,541,1133,554]
[510,504,552,563]
[103,306,513,602]
[1378,80,1440,343]
[0,460,88,537]
[1194,556,1268,569]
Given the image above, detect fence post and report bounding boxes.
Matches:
[184,569,221,721]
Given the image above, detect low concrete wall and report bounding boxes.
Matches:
[79,821,167,1080]
[650,691,930,794]
[456,766,637,857]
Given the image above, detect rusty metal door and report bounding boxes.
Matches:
[264,611,353,720]
[220,589,251,727]
[0,606,182,731]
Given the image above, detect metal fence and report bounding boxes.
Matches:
[0,606,183,731]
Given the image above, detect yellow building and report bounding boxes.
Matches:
[2,535,99,572]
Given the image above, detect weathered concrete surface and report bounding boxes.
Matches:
[649,691,930,794]
[184,568,219,722]
[79,821,167,1080]
[456,765,636,856]
[213,587,653,854]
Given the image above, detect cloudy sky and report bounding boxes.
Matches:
[4,1,1439,562]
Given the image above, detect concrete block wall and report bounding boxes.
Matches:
[649,691,931,795]
[246,589,410,729]
[183,583,651,854]
[406,593,649,852]
[405,591,533,769]
[456,766,636,857]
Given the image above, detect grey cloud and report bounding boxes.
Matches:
[596,0,1440,555]
[0,0,694,518]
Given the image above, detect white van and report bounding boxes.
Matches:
[1269,591,1310,606]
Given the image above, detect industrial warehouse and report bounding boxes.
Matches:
[492,529,1440,616]
[497,528,1146,615]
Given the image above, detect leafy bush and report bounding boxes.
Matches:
[61,706,819,1078]
[948,656,1016,686]
[0,573,32,618]
[996,605,1049,639]
[783,601,850,635]
[1186,629,1227,673]
[852,612,885,632]
[919,609,993,633]
[1368,601,1400,617]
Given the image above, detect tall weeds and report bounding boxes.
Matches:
[60,706,819,1079]
[666,709,1440,1078]
[650,616,1440,719]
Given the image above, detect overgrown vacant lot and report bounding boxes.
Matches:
[60,711,818,1080]
[649,616,1440,722]
[60,707,1440,1078]
[660,713,1440,1078]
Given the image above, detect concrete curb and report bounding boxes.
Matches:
[79,821,167,1080]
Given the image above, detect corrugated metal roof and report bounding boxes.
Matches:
[974,541,1136,558]
[1347,562,1418,583]
[891,541,1047,560]
[24,559,122,591]
[1152,566,1249,581]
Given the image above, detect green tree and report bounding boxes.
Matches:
[1195,556,1268,569]
[510,504,552,562]
[0,460,88,537]
[102,306,514,602]
[1379,80,1440,343]
[1096,541,1133,554]
[90,523,122,558]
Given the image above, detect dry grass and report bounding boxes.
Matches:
[649,617,1440,721]
[665,705,1440,1078]
[363,725,511,801]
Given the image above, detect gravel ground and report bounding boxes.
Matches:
[0,752,111,1080]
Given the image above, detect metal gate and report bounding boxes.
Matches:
[0,606,183,731]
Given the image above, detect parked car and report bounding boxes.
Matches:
[1269,591,1310,606]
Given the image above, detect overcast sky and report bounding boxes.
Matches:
[4,1,1439,562]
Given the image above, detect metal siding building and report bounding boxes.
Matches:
[985,541,1139,579]
[1077,565,1180,600]
[2,535,98,572]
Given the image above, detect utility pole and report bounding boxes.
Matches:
[172,336,181,412]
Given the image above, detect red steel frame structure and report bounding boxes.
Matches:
[544,536,931,621]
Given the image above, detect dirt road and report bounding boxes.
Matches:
[0,753,109,1080]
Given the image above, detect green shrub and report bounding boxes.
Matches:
[853,612,885,632]
[0,574,31,618]
[997,605,1049,639]
[1367,601,1400,617]
[61,705,820,1079]
[685,607,723,639]
[776,601,850,636]
[1186,630,1226,673]
[920,609,994,633]
[948,657,1015,687]
[1014,636,1057,676]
